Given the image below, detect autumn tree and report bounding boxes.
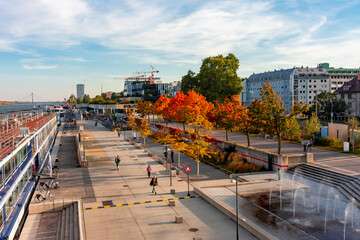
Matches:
[259,82,308,154]
[304,112,321,141]
[168,91,213,132]
[153,95,171,124]
[238,99,264,147]
[137,100,152,121]
[128,112,139,140]
[184,130,212,176]
[284,116,301,141]
[139,118,152,145]
[214,96,244,142]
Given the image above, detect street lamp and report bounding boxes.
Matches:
[231,176,239,240]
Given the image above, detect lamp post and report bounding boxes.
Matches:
[236,176,239,240]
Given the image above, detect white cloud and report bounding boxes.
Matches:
[0,0,359,76]
[22,65,58,70]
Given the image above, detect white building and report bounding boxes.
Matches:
[246,67,329,111]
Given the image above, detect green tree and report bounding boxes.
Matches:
[181,54,243,102]
[348,116,360,151]
[304,112,321,140]
[83,94,91,103]
[308,92,347,120]
[181,70,199,93]
[77,98,83,104]
[111,92,118,100]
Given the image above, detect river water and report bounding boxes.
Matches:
[0,102,62,115]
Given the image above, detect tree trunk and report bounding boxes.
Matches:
[166,120,168,126]
[183,123,186,132]
[246,131,251,147]
[277,133,282,154]
[226,131,228,142]
[144,137,146,145]
[197,161,199,176]
[178,151,181,167]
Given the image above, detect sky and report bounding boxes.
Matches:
[0,0,359,101]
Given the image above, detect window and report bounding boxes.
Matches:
[6,196,13,218]
[341,94,344,99]
[348,94,352,99]
[0,167,2,189]
[4,161,11,183]
[348,102,352,108]
[309,85,312,88]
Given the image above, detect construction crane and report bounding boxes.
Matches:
[114,65,160,84]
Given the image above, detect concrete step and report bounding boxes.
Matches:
[74,202,80,240]
[59,208,66,240]
[70,204,74,240]
[56,212,62,240]
[288,164,360,206]
[288,167,360,200]
[65,206,70,240]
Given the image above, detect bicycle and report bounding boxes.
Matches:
[34,190,55,203]
[38,180,60,191]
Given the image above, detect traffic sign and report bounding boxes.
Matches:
[184,165,191,173]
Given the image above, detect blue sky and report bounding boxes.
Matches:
[0,0,359,101]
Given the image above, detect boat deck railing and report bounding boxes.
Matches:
[0,113,56,160]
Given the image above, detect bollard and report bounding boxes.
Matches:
[193,237,202,240]
[175,216,183,223]
[170,189,176,194]
[169,201,175,206]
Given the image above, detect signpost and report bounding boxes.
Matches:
[184,165,191,196]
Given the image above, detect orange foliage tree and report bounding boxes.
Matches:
[168,91,214,132]
[153,95,172,124]
[214,95,244,142]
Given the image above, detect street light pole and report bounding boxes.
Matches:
[236,176,239,240]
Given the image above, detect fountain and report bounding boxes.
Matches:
[242,172,360,240]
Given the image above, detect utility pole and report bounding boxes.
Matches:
[315,91,318,118]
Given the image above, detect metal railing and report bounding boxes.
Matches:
[0,113,56,160]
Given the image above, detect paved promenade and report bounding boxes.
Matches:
[167,122,360,176]
[21,120,257,240]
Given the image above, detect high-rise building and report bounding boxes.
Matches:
[76,84,85,99]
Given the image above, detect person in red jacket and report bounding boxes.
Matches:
[146,165,152,178]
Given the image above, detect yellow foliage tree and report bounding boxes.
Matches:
[128,113,140,140]
[139,118,152,145]
[185,130,212,176]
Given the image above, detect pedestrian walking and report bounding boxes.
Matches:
[164,150,168,161]
[146,165,152,178]
[150,175,158,194]
[117,130,121,138]
[115,155,121,170]
[171,150,174,163]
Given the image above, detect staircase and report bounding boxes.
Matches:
[57,202,80,240]
[288,164,360,207]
